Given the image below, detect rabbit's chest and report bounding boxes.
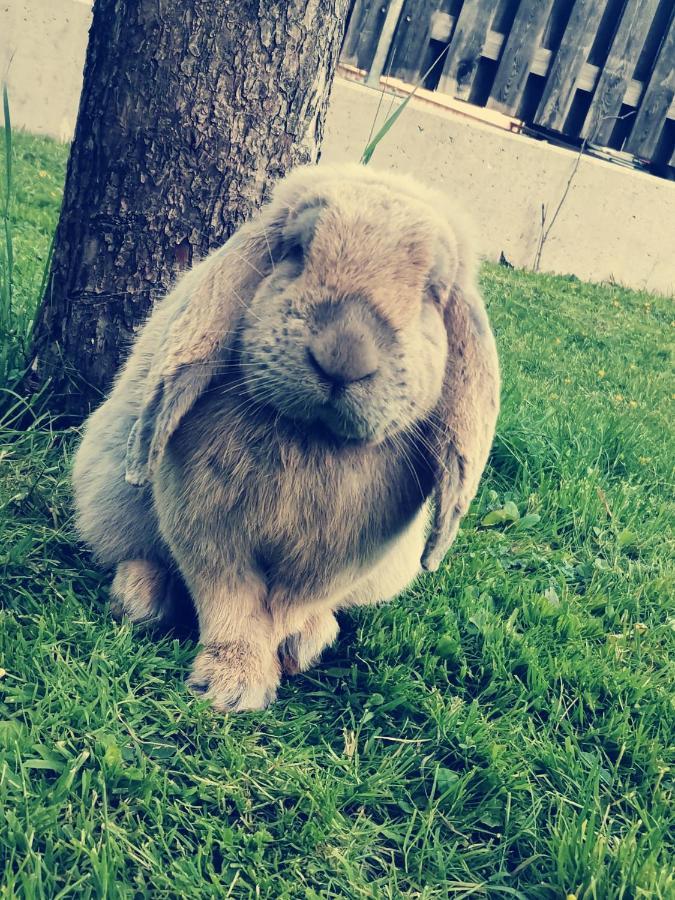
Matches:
[233,443,425,594]
[172,406,433,598]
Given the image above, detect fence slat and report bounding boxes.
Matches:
[437,0,499,100]
[342,0,389,71]
[487,0,556,115]
[342,0,368,63]
[388,0,439,85]
[625,9,675,158]
[366,0,407,86]
[535,0,609,132]
[582,0,660,144]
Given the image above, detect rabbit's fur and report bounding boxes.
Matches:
[73,163,500,711]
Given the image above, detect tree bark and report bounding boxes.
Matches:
[29,0,349,415]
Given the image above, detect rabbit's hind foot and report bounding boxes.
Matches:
[110,559,177,628]
[278,610,339,676]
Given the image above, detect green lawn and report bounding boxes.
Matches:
[0,132,673,899]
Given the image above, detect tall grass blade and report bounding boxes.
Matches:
[3,84,11,200]
[2,82,13,285]
[1,83,15,386]
[360,45,450,165]
[361,94,414,166]
[32,229,55,339]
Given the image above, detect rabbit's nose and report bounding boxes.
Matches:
[307,325,379,387]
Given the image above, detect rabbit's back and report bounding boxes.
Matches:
[71,274,196,565]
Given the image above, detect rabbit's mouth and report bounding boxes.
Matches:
[312,398,376,442]
[257,380,382,443]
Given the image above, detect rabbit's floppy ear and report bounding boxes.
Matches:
[125,208,286,486]
[420,232,500,573]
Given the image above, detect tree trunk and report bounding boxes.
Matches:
[29,0,349,415]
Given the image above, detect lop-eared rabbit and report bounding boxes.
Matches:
[73,164,500,711]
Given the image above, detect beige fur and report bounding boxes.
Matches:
[72,163,500,712]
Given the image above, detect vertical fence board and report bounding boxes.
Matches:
[437,0,499,100]
[487,0,556,115]
[535,0,609,131]
[342,0,389,71]
[582,0,660,144]
[625,9,675,158]
[342,0,369,62]
[388,0,439,84]
[366,0,407,85]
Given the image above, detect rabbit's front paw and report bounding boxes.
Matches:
[279,611,339,675]
[187,640,280,712]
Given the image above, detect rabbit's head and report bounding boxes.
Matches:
[238,176,456,443]
[126,163,492,571]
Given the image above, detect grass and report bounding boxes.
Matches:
[1,131,674,899]
[0,111,65,387]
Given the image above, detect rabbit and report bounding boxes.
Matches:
[72,163,500,712]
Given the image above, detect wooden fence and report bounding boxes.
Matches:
[341,0,675,169]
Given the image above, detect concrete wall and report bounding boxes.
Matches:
[2,0,674,295]
[1,0,92,143]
